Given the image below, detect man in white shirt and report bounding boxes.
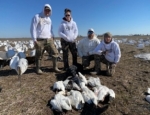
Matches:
[77,28,100,69]
[30,4,61,74]
[90,32,121,76]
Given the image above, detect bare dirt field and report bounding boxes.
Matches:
[0,37,150,115]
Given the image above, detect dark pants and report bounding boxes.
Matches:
[82,55,94,68]
[61,38,77,68]
[95,55,113,65]
[94,54,114,72]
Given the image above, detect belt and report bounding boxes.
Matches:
[37,38,49,41]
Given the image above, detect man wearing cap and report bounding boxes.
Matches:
[89,32,121,76]
[30,4,61,74]
[58,8,78,70]
[77,28,100,69]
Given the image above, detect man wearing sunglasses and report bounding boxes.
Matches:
[77,28,100,69]
[90,32,121,76]
[58,8,78,70]
[30,4,61,74]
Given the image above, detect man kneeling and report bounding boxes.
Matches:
[89,32,121,76]
[77,28,100,69]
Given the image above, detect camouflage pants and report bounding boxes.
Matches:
[35,38,59,60]
[82,55,94,67]
[61,38,77,68]
[94,54,113,71]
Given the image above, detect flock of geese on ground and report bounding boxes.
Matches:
[0,38,149,78]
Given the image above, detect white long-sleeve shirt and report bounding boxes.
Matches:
[89,40,121,63]
[30,4,54,41]
[58,18,78,42]
[77,36,100,57]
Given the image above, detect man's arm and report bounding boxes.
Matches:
[30,15,39,42]
[58,24,68,41]
[114,43,121,64]
[73,22,78,40]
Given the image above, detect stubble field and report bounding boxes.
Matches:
[0,36,150,115]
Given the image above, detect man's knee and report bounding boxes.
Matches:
[94,54,101,61]
[35,47,43,60]
[82,56,90,67]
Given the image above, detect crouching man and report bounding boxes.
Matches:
[89,32,121,76]
[77,28,100,69]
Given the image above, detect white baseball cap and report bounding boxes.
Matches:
[88,28,94,32]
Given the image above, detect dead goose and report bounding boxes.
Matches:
[78,72,88,85]
[50,91,72,113]
[81,86,98,106]
[147,88,150,94]
[53,81,65,93]
[94,85,115,103]
[146,95,150,103]
[63,78,81,91]
[87,77,101,87]
[67,90,85,110]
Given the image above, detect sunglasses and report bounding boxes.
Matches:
[88,31,94,34]
[45,9,51,12]
[65,14,70,17]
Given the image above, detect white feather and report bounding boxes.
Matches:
[78,72,87,85]
[146,95,150,103]
[53,81,65,91]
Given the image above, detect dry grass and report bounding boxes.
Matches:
[0,37,150,115]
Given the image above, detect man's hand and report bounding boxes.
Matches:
[34,41,38,46]
[102,50,108,55]
[111,63,117,67]
[34,40,38,44]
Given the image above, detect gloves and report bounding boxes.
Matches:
[102,51,108,55]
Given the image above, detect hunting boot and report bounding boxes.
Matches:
[82,56,90,70]
[63,60,69,71]
[62,55,69,71]
[90,56,101,75]
[106,64,116,76]
[52,57,61,73]
[36,59,43,74]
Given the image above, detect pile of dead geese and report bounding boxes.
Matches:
[49,67,115,114]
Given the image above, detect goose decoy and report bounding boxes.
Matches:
[9,55,28,87]
[136,43,145,49]
[6,49,16,59]
[17,52,26,59]
[30,49,36,57]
